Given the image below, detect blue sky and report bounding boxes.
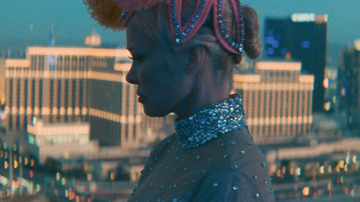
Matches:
[0,0,359,49]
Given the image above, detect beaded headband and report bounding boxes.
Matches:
[85,0,245,54]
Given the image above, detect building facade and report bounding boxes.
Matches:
[264,14,327,112]
[0,58,5,106]
[234,61,314,139]
[26,120,99,164]
[5,47,143,148]
[338,42,360,134]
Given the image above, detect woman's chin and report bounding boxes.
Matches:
[143,106,170,117]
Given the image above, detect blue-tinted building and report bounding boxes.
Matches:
[264,14,328,112]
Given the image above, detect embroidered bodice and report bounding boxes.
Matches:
[175,95,247,149]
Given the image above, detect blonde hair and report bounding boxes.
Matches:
[129,0,262,77]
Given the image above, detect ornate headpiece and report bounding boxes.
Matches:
[85,0,245,54]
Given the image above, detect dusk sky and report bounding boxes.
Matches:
[0,0,359,49]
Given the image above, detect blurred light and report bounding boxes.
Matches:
[65,189,69,197]
[296,167,301,176]
[340,176,344,184]
[328,165,332,173]
[339,160,345,168]
[327,182,332,191]
[87,174,92,181]
[332,96,337,103]
[25,158,28,165]
[31,159,35,167]
[282,166,286,175]
[301,40,310,49]
[344,164,349,172]
[302,187,310,196]
[14,160,18,169]
[61,177,66,185]
[324,102,331,111]
[323,78,329,88]
[30,170,34,178]
[4,161,8,169]
[336,165,340,172]
[346,155,351,164]
[292,13,315,22]
[270,165,276,175]
[353,155,358,163]
[110,172,115,180]
[290,168,294,175]
[36,184,41,192]
[56,172,61,181]
[315,14,328,23]
[355,39,360,51]
[276,170,281,177]
[319,166,325,174]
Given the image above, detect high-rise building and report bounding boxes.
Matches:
[0,58,5,106]
[234,61,314,140]
[264,14,328,112]
[5,47,143,148]
[338,41,360,134]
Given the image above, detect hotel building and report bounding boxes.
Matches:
[264,14,328,112]
[5,47,143,148]
[234,61,314,139]
[338,41,360,134]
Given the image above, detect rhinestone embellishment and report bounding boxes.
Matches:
[175,95,246,149]
[170,0,208,45]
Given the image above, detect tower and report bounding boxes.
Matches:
[264,14,328,113]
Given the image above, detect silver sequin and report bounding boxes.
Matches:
[175,96,246,149]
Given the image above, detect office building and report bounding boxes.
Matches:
[234,61,314,139]
[264,14,328,112]
[338,41,360,134]
[5,47,142,148]
[26,120,99,164]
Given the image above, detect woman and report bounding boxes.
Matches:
[85,0,274,201]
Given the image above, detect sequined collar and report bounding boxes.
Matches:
[175,95,247,149]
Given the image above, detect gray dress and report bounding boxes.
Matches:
[128,96,274,202]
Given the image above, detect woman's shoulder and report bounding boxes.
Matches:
[191,169,274,202]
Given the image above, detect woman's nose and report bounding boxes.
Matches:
[126,65,139,85]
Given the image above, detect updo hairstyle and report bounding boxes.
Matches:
[127,0,262,77]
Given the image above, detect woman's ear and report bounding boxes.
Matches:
[186,46,206,75]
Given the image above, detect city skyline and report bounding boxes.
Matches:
[0,0,359,51]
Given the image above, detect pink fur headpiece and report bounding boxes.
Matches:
[85,0,245,54]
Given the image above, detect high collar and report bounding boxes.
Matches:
[175,94,247,149]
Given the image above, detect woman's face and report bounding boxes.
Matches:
[126,22,194,117]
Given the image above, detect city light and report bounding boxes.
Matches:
[302,187,310,196]
[339,160,345,168]
[296,167,301,176]
[291,13,315,22]
[56,172,61,181]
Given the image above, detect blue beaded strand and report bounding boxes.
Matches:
[170,0,207,45]
[216,0,245,53]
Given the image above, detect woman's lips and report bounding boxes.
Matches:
[138,95,146,103]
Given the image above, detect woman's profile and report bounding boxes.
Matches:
[85,0,274,201]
